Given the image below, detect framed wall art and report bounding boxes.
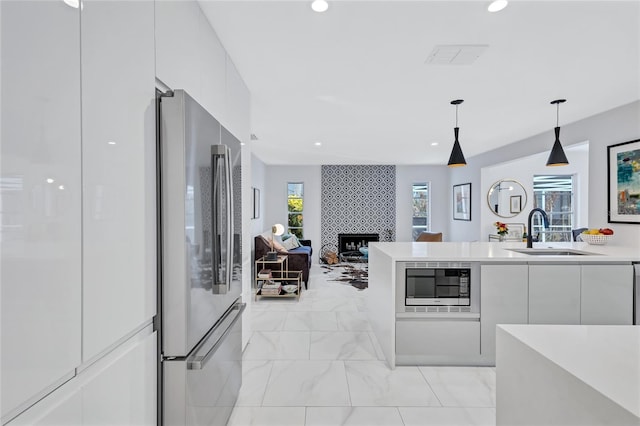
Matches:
[510,195,522,214]
[607,138,640,224]
[453,182,471,221]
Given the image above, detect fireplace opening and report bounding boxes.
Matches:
[337,233,379,255]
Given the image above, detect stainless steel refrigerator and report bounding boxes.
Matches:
[158,89,244,425]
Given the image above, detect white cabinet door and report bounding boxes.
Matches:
[155,0,204,98]
[1,1,82,420]
[80,0,156,361]
[9,329,156,426]
[396,320,480,356]
[81,331,157,425]
[529,265,581,324]
[480,264,528,361]
[581,265,633,325]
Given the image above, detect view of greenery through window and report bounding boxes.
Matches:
[287,182,304,238]
[532,175,574,242]
[412,183,430,240]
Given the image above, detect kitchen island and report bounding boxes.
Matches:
[367,241,639,368]
[496,324,640,425]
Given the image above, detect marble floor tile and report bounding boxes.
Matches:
[262,360,351,407]
[227,407,306,426]
[336,311,372,331]
[311,297,359,312]
[235,360,273,406]
[398,407,496,426]
[242,331,310,360]
[418,367,496,407]
[306,407,404,426]
[283,311,339,331]
[345,361,441,407]
[310,331,378,360]
[251,310,287,331]
[367,331,386,361]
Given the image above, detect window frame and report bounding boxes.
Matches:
[287,182,304,238]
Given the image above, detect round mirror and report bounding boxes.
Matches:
[487,179,527,218]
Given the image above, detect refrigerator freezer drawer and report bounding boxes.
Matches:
[163,302,244,426]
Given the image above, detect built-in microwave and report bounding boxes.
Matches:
[396,262,480,314]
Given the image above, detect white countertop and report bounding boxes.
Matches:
[498,324,640,418]
[370,241,640,262]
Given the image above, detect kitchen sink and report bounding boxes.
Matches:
[506,248,597,256]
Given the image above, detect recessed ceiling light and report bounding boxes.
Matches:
[58,185,65,190]
[311,0,329,13]
[314,142,322,146]
[108,141,116,145]
[240,142,245,146]
[431,142,439,146]
[46,178,54,184]
[63,0,82,9]
[488,0,508,13]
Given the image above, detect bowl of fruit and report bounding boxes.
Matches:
[580,228,614,245]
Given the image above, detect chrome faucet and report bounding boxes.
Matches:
[527,208,549,248]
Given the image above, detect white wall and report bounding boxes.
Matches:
[396,165,450,241]
[480,144,589,240]
[263,166,322,257]
[450,101,640,248]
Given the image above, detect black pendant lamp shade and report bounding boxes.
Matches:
[447,99,467,167]
[546,99,569,167]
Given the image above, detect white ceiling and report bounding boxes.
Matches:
[199,0,640,165]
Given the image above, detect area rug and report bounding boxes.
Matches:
[321,263,368,290]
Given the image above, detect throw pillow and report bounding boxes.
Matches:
[272,239,288,253]
[282,235,302,251]
[289,234,301,248]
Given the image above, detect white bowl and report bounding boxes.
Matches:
[580,233,612,245]
[282,284,298,293]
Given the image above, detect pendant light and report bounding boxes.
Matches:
[546,99,569,166]
[447,99,467,167]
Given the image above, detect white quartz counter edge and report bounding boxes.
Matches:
[369,241,640,263]
[497,324,640,418]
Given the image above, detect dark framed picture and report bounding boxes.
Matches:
[510,195,522,214]
[607,138,640,223]
[453,183,471,221]
[252,187,260,219]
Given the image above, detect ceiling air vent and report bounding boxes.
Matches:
[250,134,258,141]
[425,45,489,65]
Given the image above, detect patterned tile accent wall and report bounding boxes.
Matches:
[321,165,396,250]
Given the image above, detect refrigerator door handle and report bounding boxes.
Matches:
[187,302,246,370]
[225,145,234,293]
[211,144,231,294]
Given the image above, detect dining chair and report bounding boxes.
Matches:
[416,232,443,242]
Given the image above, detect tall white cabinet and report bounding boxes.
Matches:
[1,2,82,421]
[1,1,156,424]
[80,0,156,363]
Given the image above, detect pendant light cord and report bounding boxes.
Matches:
[556,102,559,127]
[455,105,459,127]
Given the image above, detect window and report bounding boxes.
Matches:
[412,182,430,240]
[532,175,574,242]
[287,182,304,238]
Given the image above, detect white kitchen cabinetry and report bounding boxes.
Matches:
[528,265,581,324]
[480,264,528,360]
[80,0,156,362]
[0,2,82,422]
[396,319,480,358]
[581,264,633,325]
[9,329,156,426]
